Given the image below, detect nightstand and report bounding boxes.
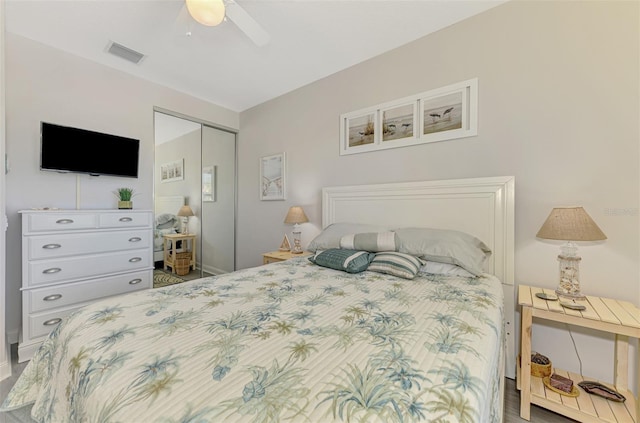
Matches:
[262,250,311,264]
[163,233,196,274]
[517,284,639,422]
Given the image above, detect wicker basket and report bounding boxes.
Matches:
[175,258,191,276]
[531,358,552,378]
[175,252,191,260]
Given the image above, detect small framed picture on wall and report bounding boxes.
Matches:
[260,153,286,201]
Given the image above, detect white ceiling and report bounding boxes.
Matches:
[6,0,507,112]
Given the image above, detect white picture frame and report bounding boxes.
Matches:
[260,153,286,201]
[202,165,216,202]
[160,159,184,183]
[339,78,478,156]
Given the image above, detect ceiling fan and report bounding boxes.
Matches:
[183,0,270,46]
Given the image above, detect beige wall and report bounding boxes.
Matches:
[4,33,239,339]
[238,0,639,385]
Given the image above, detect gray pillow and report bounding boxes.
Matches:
[339,231,398,252]
[394,227,491,276]
[308,249,375,273]
[307,222,389,252]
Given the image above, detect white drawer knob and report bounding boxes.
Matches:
[43,294,62,301]
[42,243,62,249]
[55,219,74,224]
[129,278,142,285]
[42,267,62,274]
[129,257,142,263]
[129,237,142,242]
[119,217,133,222]
[43,318,62,326]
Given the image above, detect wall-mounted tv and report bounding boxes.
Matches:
[40,122,140,178]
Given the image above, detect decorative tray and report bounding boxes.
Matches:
[543,377,580,397]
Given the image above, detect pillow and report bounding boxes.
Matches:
[394,227,491,276]
[420,260,475,278]
[339,231,398,252]
[307,223,389,252]
[308,249,375,273]
[155,213,178,229]
[368,252,425,280]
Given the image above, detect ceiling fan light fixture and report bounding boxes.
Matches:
[186,0,226,27]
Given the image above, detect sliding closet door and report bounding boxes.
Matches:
[201,125,236,274]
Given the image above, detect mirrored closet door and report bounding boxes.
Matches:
[154,111,236,279]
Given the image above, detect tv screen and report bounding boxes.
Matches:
[40,122,140,178]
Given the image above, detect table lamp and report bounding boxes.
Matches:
[284,206,309,254]
[536,206,606,298]
[177,205,195,234]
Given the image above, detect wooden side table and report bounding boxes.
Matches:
[262,250,311,264]
[163,233,196,274]
[518,284,639,422]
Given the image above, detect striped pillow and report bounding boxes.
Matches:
[368,252,425,279]
[308,249,375,273]
[339,231,398,252]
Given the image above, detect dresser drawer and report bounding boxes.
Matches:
[99,212,152,228]
[27,305,84,339]
[27,249,152,287]
[25,213,98,233]
[28,230,151,260]
[27,269,151,313]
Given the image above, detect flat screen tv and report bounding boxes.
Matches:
[40,122,140,178]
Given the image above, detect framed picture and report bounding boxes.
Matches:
[419,78,478,144]
[381,101,417,143]
[260,153,286,201]
[339,109,378,155]
[202,165,216,202]
[339,78,478,155]
[160,159,184,183]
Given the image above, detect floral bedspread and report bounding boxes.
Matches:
[2,257,504,423]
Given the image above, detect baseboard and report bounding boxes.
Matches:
[0,341,11,381]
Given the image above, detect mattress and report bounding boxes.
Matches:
[1,257,504,422]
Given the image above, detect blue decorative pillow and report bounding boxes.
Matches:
[368,252,425,279]
[308,249,375,273]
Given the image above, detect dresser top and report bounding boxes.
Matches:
[20,209,152,214]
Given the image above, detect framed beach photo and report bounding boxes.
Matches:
[202,165,216,202]
[260,153,286,201]
[419,78,478,144]
[160,159,184,183]
[339,109,378,155]
[381,102,417,143]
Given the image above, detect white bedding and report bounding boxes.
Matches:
[2,257,504,422]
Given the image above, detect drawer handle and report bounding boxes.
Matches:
[129,257,142,263]
[129,237,142,242]
[119,217,133,222]
[43,294,62,301]
[42,243,62,249]
[129,278,142,285]
[55,219,74,224]
[42,267,62,274]
[43,318,62,326]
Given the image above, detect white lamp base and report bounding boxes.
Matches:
[555,253,584,299]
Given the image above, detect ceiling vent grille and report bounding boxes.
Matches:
[106,41,145,64]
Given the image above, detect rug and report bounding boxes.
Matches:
[153,269,186,288]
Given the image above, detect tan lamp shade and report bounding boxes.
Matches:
[177,205,195,217]
[536,207,606,241]
[284,206,309,225]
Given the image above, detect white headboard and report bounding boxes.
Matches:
[322,176,516,377]
[155,195,185,218]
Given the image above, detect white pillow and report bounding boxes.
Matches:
[420,260,475,278]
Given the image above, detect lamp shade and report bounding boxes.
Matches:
[185,0,226,27]
[284,206,309,224]
[177,205,195,217]
[536,207,606,241]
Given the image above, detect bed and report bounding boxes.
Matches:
[153,196,185,263]
[1,176,515,423]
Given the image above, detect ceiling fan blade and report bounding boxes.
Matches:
[225,1,270,46]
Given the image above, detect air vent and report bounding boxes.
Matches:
[106,41,145,64]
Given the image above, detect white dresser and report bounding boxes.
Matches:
[18,209,154,362]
